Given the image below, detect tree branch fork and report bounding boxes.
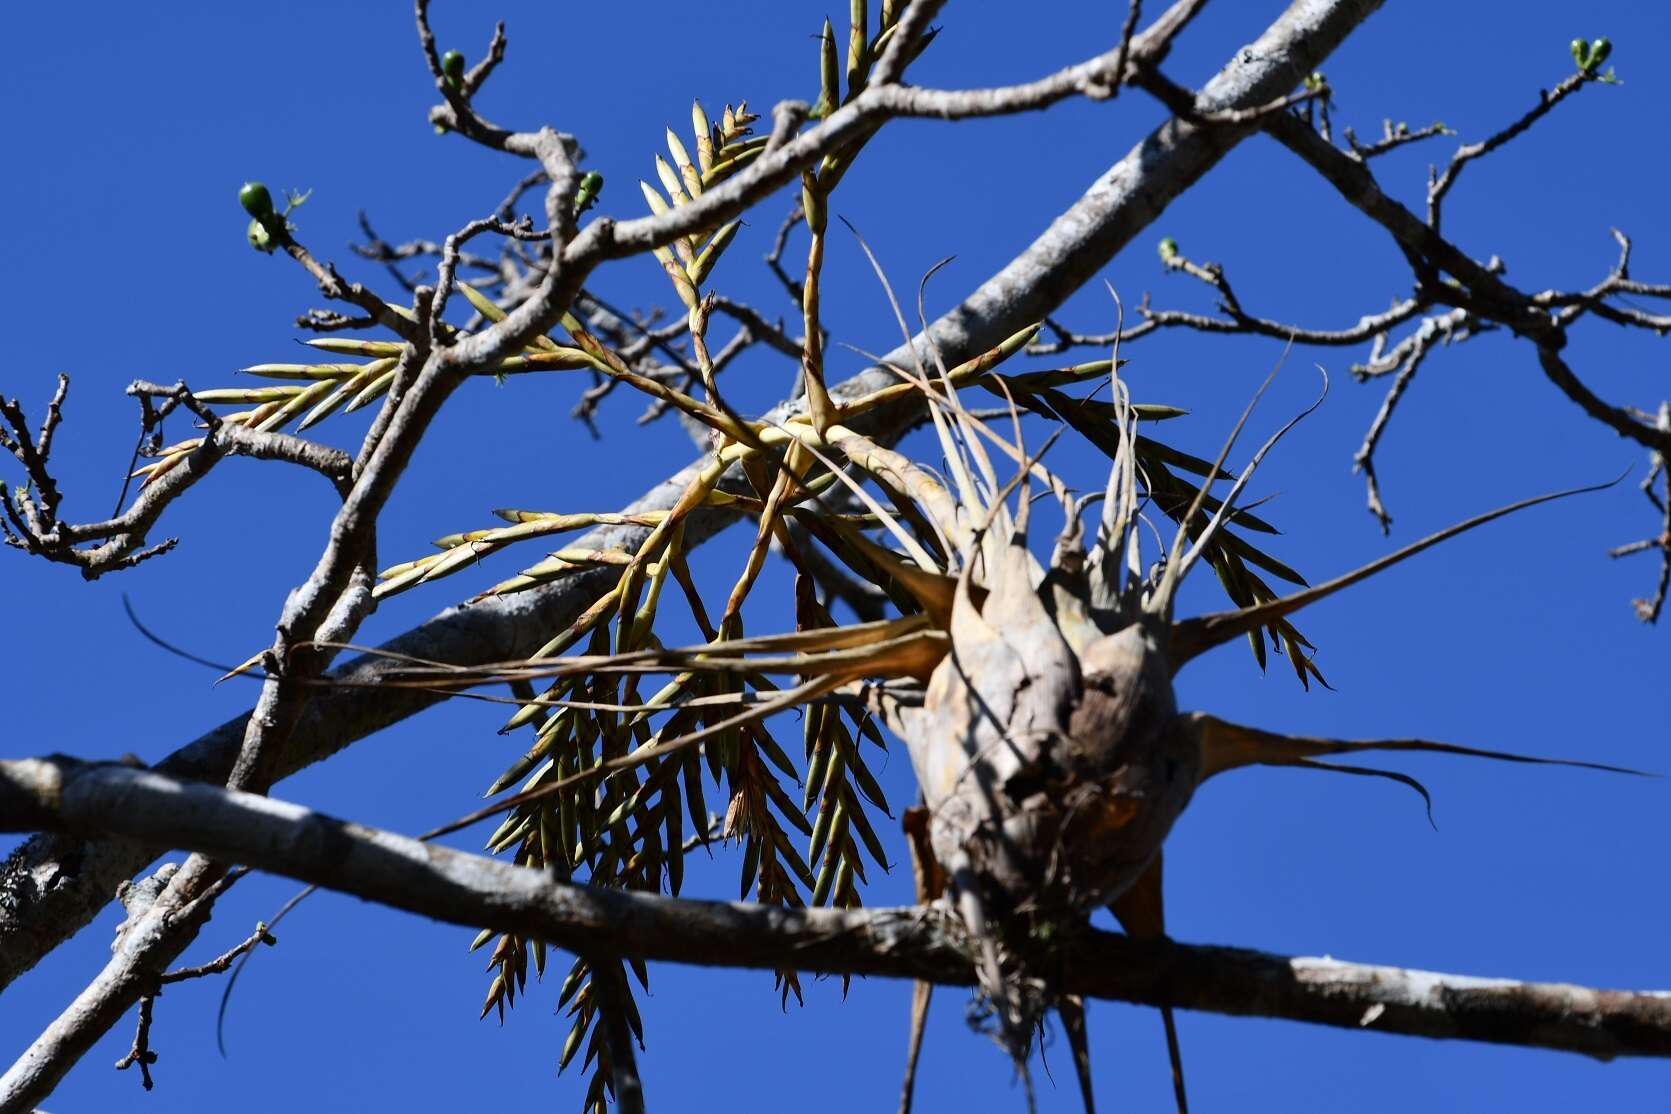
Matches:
[4,756,1667,1064]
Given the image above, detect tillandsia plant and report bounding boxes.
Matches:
[5,3,1671,1114]
[356,287,1634,1110]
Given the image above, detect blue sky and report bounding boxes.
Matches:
[4,2,1669,1111]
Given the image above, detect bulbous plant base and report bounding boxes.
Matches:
[872,499,1206,1068]
[900,621,1199,926]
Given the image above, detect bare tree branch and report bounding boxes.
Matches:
[1,379,353,578]
[1351,307,1480,531]
[1427,70,1594,231]
[2,757,1668,1073]
[1344,118,1453,159]
[1247,103,1669,456]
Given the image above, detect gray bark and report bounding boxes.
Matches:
[4,756,1667,1066]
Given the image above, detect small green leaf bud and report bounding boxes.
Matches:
[574,170,604,215]
[238,181,274,218]
[441,50,465,87]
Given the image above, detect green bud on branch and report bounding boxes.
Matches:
[239,182,308,253]
[441,49,466,88]
[575,171,604,216]
[1572,35,1612,75]
[238,181,274,218]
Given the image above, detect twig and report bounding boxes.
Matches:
[160,922,278,985]
[280,233,421,343]
[1186,83,1330,126]
[710,295,805,359]
[1107,0,1144,101]
[111,994,156,1091]
[2,379,353,578]
[1609,403,1671,621]
[430,214,548,347]
[496,168,548,221]
[1350,308,1478,532]
[1344,118,1452,160]
[765,203,806,308]
[1428,72,1593,232]
[296,309,380,333]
